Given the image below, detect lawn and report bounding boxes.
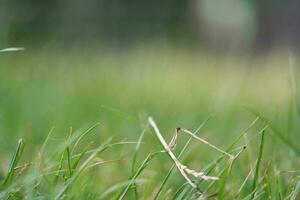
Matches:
[0,47,299,199]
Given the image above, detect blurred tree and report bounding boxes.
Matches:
[255,0,300,51]
[1,0,300,51]
[2,0,191,46]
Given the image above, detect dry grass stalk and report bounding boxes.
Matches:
[148,117,218,189]
[168,128,179,151]
[180,128,234,160]
[16,162,32,178]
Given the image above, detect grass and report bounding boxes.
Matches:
[0,47,299,199]
[251,129,265,199]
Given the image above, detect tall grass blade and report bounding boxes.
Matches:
[290,178,300,200]
[117,151,162,200]
[129,125,147,199]
[66,127,73,177]
[71,122,101,154]
[39,126,55,158]
[246,108,300,156]
[72,142,93,170]
[100,179,146,199]
[251,129,265,199]
[54,139,112,200]
[2,139,25,186]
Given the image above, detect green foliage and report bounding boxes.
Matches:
[0,49,299,199]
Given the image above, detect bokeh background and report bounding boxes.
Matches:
[1,0,300,51]
[0,1,300,196]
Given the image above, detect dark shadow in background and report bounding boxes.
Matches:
[1,0,300,52]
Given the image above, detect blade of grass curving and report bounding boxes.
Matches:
[51,123,101,157]
[195,118,259,190]
[172,182,191,200]
[85,158,122,170]
[55,128,73,181]
[117,150,163,200]
[2,139,25,186]
[66,127,73,177]
[129,125,147,199]
[55,148,65,182]
[72,142,94,171]
[217,147,246,199]
[54,138,112,200]
[202,146,245,197]
[290,178,300,200]
[154,115,213,200]
[39,126,55,158]
[236,168,254,198]
[131,126,147,174]
[197,117,259,186]
[181,125,257,197]
[240,187,261,200]
[247,125,268,145]
[251,129,265,199]
[245,108,300,156]
[275,172,283,200]
[100,179,146,199]
[217,160,234,199]
[46,140,134,175]
[252,191,266,200]
[69,140,134,162]
[71,122,101,154]
[175,187,193,200]
[227,117,259,151]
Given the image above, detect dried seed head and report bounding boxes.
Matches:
[178,163,218,181]
[168,129,178,151]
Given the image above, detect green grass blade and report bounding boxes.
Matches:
[54,139,112,200]
[38,126,55,158]
[66,127,73,177]
[2,139,25,186]
[251,129,265,199]
[66,147,72,177]
[72,142,94,170]
[129,126,147,199]
[71,122,101,154]
[117,151,162,200]
[290,178,300,200]
[55,149,65,182]
[172,183,191,200]
[100,179,146,199]
[246,108,300,156]
[131,126,146,175]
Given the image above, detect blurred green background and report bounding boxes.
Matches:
[1,0,300,159]
[0,1,300,197]
[0,47,297,154]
